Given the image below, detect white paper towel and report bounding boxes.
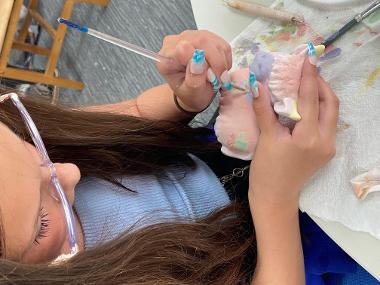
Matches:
[231,0,380,239]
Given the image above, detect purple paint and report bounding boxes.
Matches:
[250,42,261,55]
[246,92,254,104]
[239,57,248,67]
[250,51,275,82]
[320,48,342,61]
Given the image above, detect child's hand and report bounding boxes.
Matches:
[249,59,339,206]
[157,30,232,113]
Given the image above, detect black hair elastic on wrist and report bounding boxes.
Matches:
[173,94,200,117]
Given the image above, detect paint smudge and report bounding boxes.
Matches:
[227,134,234,149]
[320,48,342,61]
[259,35,276,52]
[296,22,307,37]
[234,38,258,58]
[250,42,261,55]
[356,26,379,36]
[238,57,248,68]
[276,32,292,41]
[366,68,380,89]
[262,22,304,44]
[337,120,351,132]
[234,132,249,151]
[245,91,253,104]
[312,35,324,45]
[367,27,379,36]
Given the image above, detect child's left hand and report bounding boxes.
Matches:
[157,30,232,113]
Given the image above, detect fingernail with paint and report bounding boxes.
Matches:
[190,49,205,74]
[249,71,259,98]
[207,68,221,93]
[315,45,325,58]
[221,70,232,91]
[307,42,317,65]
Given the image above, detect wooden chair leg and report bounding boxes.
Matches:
[2,0,110,91]
[3,67,85,90]
[51,69,60,105]
[12,41,50,56]
[45,0,75,76]
[17,0,39,43]
[28,9,56,39]
[0,0,24,72]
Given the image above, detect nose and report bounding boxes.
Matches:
[53,163,81,204]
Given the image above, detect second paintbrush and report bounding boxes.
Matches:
[224,0,304,24]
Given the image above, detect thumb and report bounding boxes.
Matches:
[253,83,278,134]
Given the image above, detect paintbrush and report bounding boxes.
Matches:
[57,18,247,93]
[223,0,304,24]
[322,0,380,47]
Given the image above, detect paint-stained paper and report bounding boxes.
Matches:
[231,0,380,240]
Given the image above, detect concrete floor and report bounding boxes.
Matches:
[36,0,197,107]
[6,0,217,125]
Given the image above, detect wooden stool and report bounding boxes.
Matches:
[0,0,110,91]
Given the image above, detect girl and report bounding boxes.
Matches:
[0,30,338,284]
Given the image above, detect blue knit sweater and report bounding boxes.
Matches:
[74,154,230,248]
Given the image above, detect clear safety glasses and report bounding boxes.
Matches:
[0,93,79,259]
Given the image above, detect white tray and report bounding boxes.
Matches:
[303,0,374,7]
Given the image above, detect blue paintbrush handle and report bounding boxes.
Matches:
[57,17,88,33]
[57,17,247,93]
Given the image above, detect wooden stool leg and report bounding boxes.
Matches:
[45,0,75,76]
[51,69,60,105]
[3,67,85,90]
[17,0,39,43]
[0,0,24,72]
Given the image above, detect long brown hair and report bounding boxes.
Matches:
[0,92,256,284]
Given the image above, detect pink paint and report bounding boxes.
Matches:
[297,23,307,38]
[297,23,307,37]
[227,134,235,148]
[368,27,379,36]
[312,35,324,45]
[276,32,292,41]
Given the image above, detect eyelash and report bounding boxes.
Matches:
[33,207,50,245]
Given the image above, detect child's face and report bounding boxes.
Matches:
[0,123,81,263]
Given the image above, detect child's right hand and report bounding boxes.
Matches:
[248,59,339,207]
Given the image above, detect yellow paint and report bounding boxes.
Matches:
[315,45,325,57]
[289,100,302,121]
[367,68,380,88]
[259,35,276,52]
